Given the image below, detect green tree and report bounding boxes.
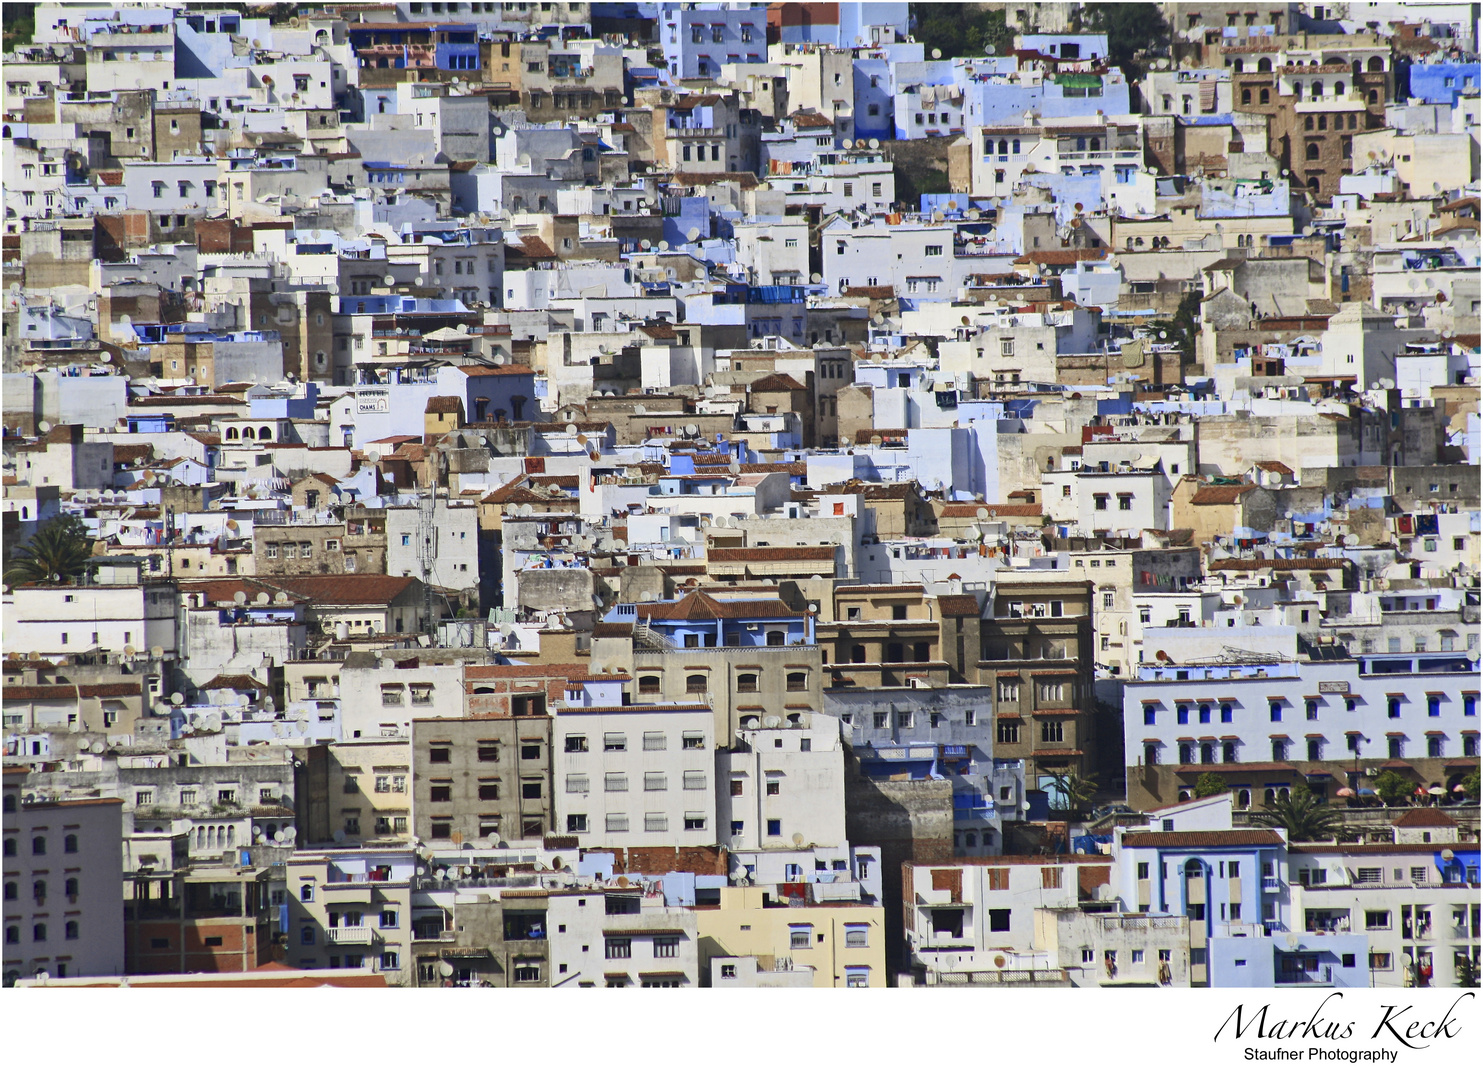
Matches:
[1044,769,1099,816]
[1247,785,1349,842]
[1461,769,1480,803]
[1070,3,1170,78]
[1373,770,1414,806]
[909,4,1014,61]
[1193,772,1229,800]
[4,514,93,586]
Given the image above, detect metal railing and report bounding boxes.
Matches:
[925,968,1069,986]
[328,925,379,944]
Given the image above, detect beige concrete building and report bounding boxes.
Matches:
[695,886,887,987]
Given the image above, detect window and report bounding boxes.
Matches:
[63,834,77,854]
[565,735,588,753]
[1365,910,1390,930]
[605,814,629,833]
[605,937,632,960]
[643,732,668,752]
[790,925,813,949]
[478,781,500,801]
[604,733,627,752]
[567,814,588,833]
[429,746,451,764]
[430,783,452,802]
[786,671,808,692]
[767,819,782,837]
[683,732,705,750]
[32,836,45,856]
[988,909,1011,933]
[644,813,667,833]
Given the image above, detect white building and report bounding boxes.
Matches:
[719,712,847,852]
[546,886,700,988]
[552,679,718,848]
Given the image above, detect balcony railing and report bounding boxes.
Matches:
[924,968,1069,986]
[328,925,379,944]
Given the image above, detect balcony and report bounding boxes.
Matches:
[328,925,380,945]
[1275,967,1334,985]
[923,968,1070,987]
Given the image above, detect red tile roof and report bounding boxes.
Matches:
[1121,829,1285,849]
[1391,807,1460,828]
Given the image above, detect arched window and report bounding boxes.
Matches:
[64,878,78,900]
[1311,81,1323,98]
[1367,57,1384,72]
[196,826,205,848]
[1292,83,1302,100]
[638,675,661,694]
[1334,80,1345,96]
[1232,59,1244,72]
[737,672,758,692]
[1257,58,1271,73]
[1305,116,1314,131]
[226,825,235,847]
[1089,137,1101,151]
[259,426,272,441]
[1259,88,1270,104]
[31,837,45,856]
[685,674,707,694]
[1308,176,1320,192]
[2,882,14,901]
[4,926,17,944]
[998,139,1008,154]
[1306,142,1320,160]
[1241,88,1251,104]
[225,427,238,440]
[1236,788,1251,809]
[63,834,77,854]
[33,880,46,903]
[33,924,46,942]
[786,672,808,692]
[1368,89,1377,104]
[1012,138,1020,153]
[65,921,79,940]
[766,630,785,646]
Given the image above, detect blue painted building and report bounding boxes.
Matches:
[602,589,813,649]
[1406,62,1480,105]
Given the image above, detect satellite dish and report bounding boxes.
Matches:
[763,715,782,729]
[639,590,653,602]
[640,239,651,250]
[333,829,346,843]
[687,227,700,242]
[811,273,823,284]
[868,138,879,150]
[256,592,270,604]
[842,138,855,149]
[438,960,455,978]
[233,591,247,604]
[931,48,942,58]
[659,241,670,251]
[565,422,578,434]
[730,869,746,883]
[284,826,297,841]
[414,276,424,286]
[791,832,805,846]
[616,876,630,888]
[275,591,288,603]
[976,508,988,521]
[1441,848,1456,861]
[152,702,170,716]
[171,692,184,705]
[383,274,395,286]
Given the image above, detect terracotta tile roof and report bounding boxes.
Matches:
[1253,460,1294,474]
[789,111,834,130]
[112,443,156,465]
[707,546,836,562]
[749,373,806,393]
[1207,558,1348,571]
[842,285,896,299]
[1189,483,1257,505]
[938,502,1041,518]
[183,575,417,606]
[3,684,79,702]
[1391,807,1460,828]
[425,395,462,413]
[200,674,268,692]
[1121,829,1285,849]
[597,846,729,876]
[77,682,143,698]
[510,236,556,259]
[1013,248,1106,266]
[695,462,806,476]
[636,590,797,620]
[937,595,982,617]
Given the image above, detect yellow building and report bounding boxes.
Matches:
[695,886,887,988]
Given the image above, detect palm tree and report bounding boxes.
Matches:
[1247,785,1349,842]
[4,514,93,586]
[1044,769,1099,817]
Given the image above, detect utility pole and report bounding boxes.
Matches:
[418,485,436,636]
